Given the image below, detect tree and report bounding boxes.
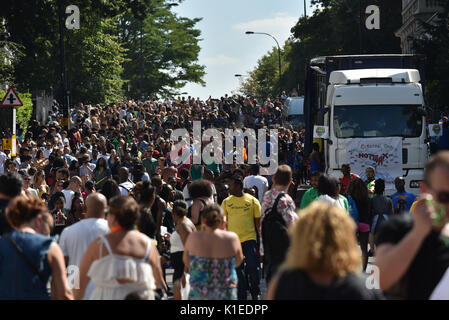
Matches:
[0,20,23,88]
[118,4,205,99]
[413,3,449,111]
[65,16,127,104]
[285,0,401,96]
[241,0,402,97]
[239,42,291,98]
[0,0,203,104]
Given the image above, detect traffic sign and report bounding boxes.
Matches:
[2,138,11,150]
[3,135,16,156]
[1,87,23,107]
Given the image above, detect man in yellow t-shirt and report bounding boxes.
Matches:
[222,175,261,300]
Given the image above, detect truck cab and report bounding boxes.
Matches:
[283,96,305,130]
[304,55,428,195]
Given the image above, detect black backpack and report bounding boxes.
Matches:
[262,193,290,275]
[372,214,387,241]
[395,198,407,214]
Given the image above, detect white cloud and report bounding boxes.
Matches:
[203,54,240,66]
[233,13,298,44]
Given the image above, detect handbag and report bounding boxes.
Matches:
[5,234,48,285]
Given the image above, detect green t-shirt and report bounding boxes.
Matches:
[367,180,376,199]
[142,158,158,175]
[206,162,220,174]
[339,194,349,211]
[112,139,120,149]
[300,187,319,210]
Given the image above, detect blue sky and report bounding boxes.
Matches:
[172,0,315,100]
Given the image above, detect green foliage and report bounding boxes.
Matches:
[0,90,33,131]
[119,5,205,99]
[65,16,127,104]
[413,3,449,110]
[0,0,202,105]
[241,0,401,97]
[239,42,290,98]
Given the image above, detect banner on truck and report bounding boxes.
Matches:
[429,124,443,137]
[313,126,329,139]
[345,137,402,190]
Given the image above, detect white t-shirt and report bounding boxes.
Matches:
[0,152,7,174]
[62,189,75,210]
[119,181,135,196]
[84,118,92,128]
[141,172,150,182]
[27,188,38,199]
[317,195,346,210]
[243,175,269,203]
[59,218,109,271]
[183,184,192,207]
[43,148,53,159]
[119,109,127,120]
[98,154,110,162]
[79,163,96,179]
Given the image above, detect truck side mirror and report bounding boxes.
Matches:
[326,139,333,145]
[417,107,427,117]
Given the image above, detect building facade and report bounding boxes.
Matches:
[395,0,445,53]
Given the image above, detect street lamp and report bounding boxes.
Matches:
[245,31,282,94]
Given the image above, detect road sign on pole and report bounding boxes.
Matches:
[3,135,16,157]
[0,87,23,107]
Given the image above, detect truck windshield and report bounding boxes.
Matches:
[333,105,423,138]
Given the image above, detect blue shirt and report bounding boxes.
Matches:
[139,140,149,151]
[63,153,77,165]
[347,195,359,225]
[438,127,449,150]
[0,231,53,299]
[391,191,416,212]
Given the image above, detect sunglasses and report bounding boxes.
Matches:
[435,192,449,204]
[428,186,449,204]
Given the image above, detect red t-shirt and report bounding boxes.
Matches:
[340,173,359,195]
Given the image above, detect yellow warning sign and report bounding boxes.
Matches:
[3,135,16,156]
[2,138,11,150]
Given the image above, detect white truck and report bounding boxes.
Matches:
[304,55,428,195]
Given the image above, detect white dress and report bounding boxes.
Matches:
[87,235,156,300]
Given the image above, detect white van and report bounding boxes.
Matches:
[283,97,304,129]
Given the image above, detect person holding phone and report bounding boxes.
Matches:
[375,151,449,300]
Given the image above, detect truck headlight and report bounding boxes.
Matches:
[410,180,421,188]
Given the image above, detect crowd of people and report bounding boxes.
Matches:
[0,94,449,301]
